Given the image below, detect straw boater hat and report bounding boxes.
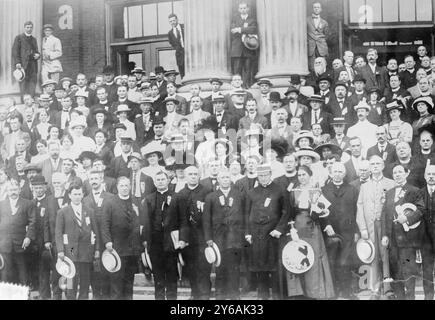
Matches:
[331,117,347,126]
[38,94,53,103]
[209,78,223,85]
[354,100,371,112]
[43,24,54,31]
[314,143,343,158]
[23,164,42,174]
[41,79,57,88]
[257,78,273,87]
[164,69,179,77]
[13,68,25,82]
[115,104,131,114]
[102,249,121,273]
[56,257,76,279]
[164,97,180,105]
[139,97,154,105]
[294,130,314,146]
[132,67,145,74]
[141,248,152,271]
[385,100,403,113]
[356,239,376,264]
[204,243,221,267]
[308,94,325,103]
[294,147,321,163]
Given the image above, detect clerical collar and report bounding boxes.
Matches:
[106,81,114,86]
[422,149,431,155]
[247,173,257,179]
[333,181,343,186]
[407,69,415,74]
[118,194,130,200]
[260,181,272,188]
[25,33,32,37]
[100,100,108,104]
[157,188,168,195]
[355,90,364,95]
[93,187,103,195]
[285,171,297,178]
[119,98,127,102]
[36,195,46,201]
[396,182,406,188]
[187,184,198,190]
[391,87,400,93]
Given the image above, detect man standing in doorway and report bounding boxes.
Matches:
[41,24,63,84]
[168,14,185,79]
[307,2,329,71]
[12,21,40,102]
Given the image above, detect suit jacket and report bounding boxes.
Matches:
[30,195,55,251]
[130,170,156,199]
[0,197,36,253]
[83,176,117,196]
[40,158,63,185]
[141,191,187,252]
[55,204,100,262]
[210,111,238,132]
[330,135,351,152]
[238,113,269,130]
[381,183,424,248]
[301,110,333,134]
[322,182,359,238]
[42,195,62,252]
[307,15,329,57]
[230,14,258,58]
[101,196,142,257]
[327,98,357,127]
[134,114,155,147]
[356,64,387,94]
[366,143,396,166]
[12,33,39,70]
[344,158,360,183]
[167,24,185,66]
[420,186,435,250]
[104,83,119,104]
[83,191,115,252]
[399,69,418,89]
[42,35,63,73]
[202,187,246,250]
[235,176,258,196]
[108,155,130,179]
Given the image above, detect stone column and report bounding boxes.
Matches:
[179,0,233,92]
[255,0,309,88]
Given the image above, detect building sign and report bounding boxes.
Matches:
[348,0,433,28]
[58,4,73,30]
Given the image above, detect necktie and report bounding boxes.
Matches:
[314,111,318,124]
[132,172,137,197]
[339,101,344,109]
[430,187,434,196]
[176,27,184,48]
[74,210,82,227]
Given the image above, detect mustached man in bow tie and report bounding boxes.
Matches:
[307,2,329,71]
[0,179,36,285]
[381,164,424,300]
[55,182,100,300]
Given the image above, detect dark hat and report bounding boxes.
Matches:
[314,143,343,158]
[138,97,154,105]
[42,79,57,87]
[131,67,145,74]
[153,115,166,126]
[285,85,299,96]
[418,123,435,138]
[289,74,301,85]
[92,107,108,116]
[164,97,180,105]
[269,91,282,103]
[30,174,47,186]
[230,89,247,96]
[257,78,273,87]
[212,93,226,102]
[102,65,115,75]
[334,81,348,90]
[120,135,134,144]
[270,139,289,159]
[114,123,127,131]
[23,164,42,173]
[60,77,73,84]
[197,116,218,132]
[209,78,223,85]
[308,94,325,103]
[353,74,366,84]
[154,66,166,74]
[43,24,54,31]
[55,84,65,91]
[128,152,143,162]
[331,117,347,125]
[164,69,179,77]
[386,100,403,113]
[214,138,234,155]
[242,34,259,50]
[317,74,333,84]
[77,151,97,163]
[367,86,381,96]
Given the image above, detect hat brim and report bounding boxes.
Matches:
[212,243,221,267]
[314,143,342,157]
[294,150,321,162]
[0,253,4,270]
[56,257,76,279]
[356,239,375,264]
[412,100,434,111]
[102,249,121,273]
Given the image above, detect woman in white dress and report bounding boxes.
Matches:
[383,100,412,146]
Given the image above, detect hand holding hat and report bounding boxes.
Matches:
[105,242,113,252]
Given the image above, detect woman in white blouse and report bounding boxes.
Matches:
[383,101,412,146]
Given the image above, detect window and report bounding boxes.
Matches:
[111,0,184,41]
[348,0,433,26]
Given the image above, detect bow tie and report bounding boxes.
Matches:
[312,14,320,19]
[94,192,101,196]
[217,113,223,117]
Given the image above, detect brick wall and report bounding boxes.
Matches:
[43,0,106,80]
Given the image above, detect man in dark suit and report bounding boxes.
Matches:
[209,95,238,134]
[322,162,359,299]
[327,82,357,127]
[366,126,397,173]
[307,2,329,69]
[302,94,333,135]
[203,169,246,299]
[200,159,221,194]
[0,179,36,285]
[399,55,418,89]
[76,73,97,106]
[230,2,258,87]
[102,65,119,104]
[135,97,155,146]
[12,21,40,102]
[55,182,100,300]
[128,152,155,207]
[109,85,141,123]
[83,170,115,300]
[344,137,365,183]
[356,48,387,94]
[381,164,424,300]
[109,135,134,179]
[142,170,185,300]
[101,176,142,300]
[420,165,435,300]
[153,66,168,100]
[178,166,212,300]
[88,87,115,126]
[167,14,185,78]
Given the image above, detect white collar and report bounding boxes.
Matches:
[71,202,82,213]
[158,188,169,195]
[118,194,130,200]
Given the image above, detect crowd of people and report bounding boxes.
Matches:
[2,1,435,301]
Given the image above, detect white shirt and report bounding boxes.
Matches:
[288,102,298,117]
[9,197,18,215]
[369,63,377,74]
[347,120,378,155]
[221,188,230,198]
[61,110,70,129]
[71,203,83,220]
[311,109,321,125]
[172,24,184,48]
[428,185,435,196]
[72,135,96,154]
[270,109,279,128]
[351,155,364,172]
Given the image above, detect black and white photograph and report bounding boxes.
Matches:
[0,0,435,305]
